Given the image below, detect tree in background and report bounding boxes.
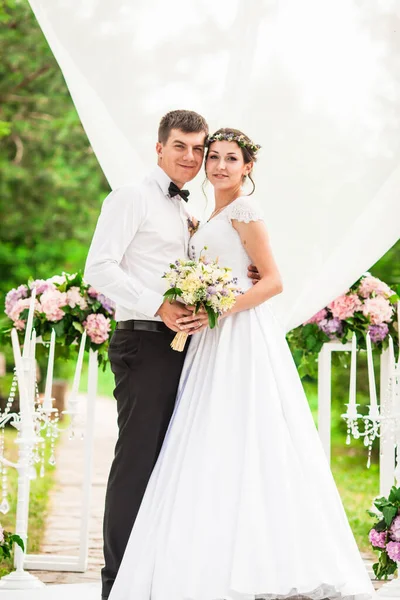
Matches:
[0,0,109,303]
[0,0,398,314]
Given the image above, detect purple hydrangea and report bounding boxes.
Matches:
[390,515,400,542]
[30,279,56,295]
[318,317,344,339]
[368,323,389,344]
[386,541,400,562]
[97,293,115,315]
[5,285,28,317]
[87,287,115,315]
[206,286,217,296]
[369,528,387,549]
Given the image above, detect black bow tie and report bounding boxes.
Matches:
[168,182,190,202]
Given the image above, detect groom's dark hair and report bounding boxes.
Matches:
[158,110,209,144]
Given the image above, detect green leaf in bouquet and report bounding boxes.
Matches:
[388,486,400,505]
[206,307,218,329]
[67,271,83,289]
[89,300,102,311]
[389,293,400,305]
[9,534,25,552]
[374,551,398,580]
[72,321,84,334]
[374,496,390,510]
[305,334,317,351]
[53,320,66,338]
[367,509,379,518]
[164,288,183,300]
[382,505,398,527]
[374,518,388,532]
[372,561,383,580]
[20,308,29,322]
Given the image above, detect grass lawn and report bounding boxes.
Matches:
[0,427,56,577]
[304,381,378,554]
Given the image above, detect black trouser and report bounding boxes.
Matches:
[101,327,188,599]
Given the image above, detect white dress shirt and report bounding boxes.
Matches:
[84,166,191,322]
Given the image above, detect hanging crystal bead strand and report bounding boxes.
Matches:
[48,412,59,467]
[0,429,9,514]
[3,369,18,420]
[39,438,45,478]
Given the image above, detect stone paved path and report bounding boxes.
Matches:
[33,394,117,586]
[8,394,385,594]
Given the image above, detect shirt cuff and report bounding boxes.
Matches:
[135,288,165,318]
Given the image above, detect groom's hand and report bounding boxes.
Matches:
[156,300,193,333]
[248,264,260,284]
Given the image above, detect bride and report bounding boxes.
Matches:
[109,128,376,600]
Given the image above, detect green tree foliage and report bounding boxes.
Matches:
[0,0,109,302]
[0,0,398,317]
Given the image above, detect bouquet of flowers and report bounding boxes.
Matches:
[163,248,239,351]
[3,271,116,367]
[287,273,400,378]
[368,486,400,579]
[0,524,24,560]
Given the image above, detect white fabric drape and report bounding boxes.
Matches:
[27,0,400,331]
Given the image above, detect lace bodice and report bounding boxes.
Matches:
[190,196,264,292]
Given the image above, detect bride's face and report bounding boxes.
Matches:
[206,141,252,193]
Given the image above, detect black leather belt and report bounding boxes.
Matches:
[116,320,173,334]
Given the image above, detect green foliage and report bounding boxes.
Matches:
[368,485,400,579]
[0,0,109,303]
[0,531,24,560]
[373,553,397,581]
[287,263,400,379]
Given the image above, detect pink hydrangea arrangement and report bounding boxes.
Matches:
[287,273,399,379]
[0,524,24,560]
[368,486,400,579]
[3,272,115,367]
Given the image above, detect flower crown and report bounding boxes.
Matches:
[206,132,261,154]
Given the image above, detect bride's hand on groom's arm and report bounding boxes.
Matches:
[156,300,194,333]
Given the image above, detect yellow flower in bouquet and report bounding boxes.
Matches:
[163,249,240,351]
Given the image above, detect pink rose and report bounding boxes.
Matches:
[304,308,328,325]
[84,314,111,345]
[66,287,87,310]
[328,294,362,320]
[362,296,394,325]
[40,290,67,322]
[359,275,394,299]
[0,525,4,544]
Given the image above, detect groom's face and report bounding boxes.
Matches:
[156,128,206,188]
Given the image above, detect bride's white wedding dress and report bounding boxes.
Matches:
[109,197,375,600]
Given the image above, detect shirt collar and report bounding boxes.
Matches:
[150,165,173,197]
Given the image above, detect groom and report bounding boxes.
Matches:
[85,109,259,599]
[85,110,211,599]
